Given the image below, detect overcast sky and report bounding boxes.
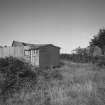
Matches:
[0,0,105,53]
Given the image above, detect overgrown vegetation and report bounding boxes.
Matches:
[60,28,105,65]
[90,28,105,54]
[0,57,63,105]
[0,57,37,101]
[60,53,105,67]
[0,57,105,105]
[60,53,92,63]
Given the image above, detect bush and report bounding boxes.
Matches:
[0,57,64,104]
[0,57,37,101]
[37,68,63,80]
[60,54,93,63]
[94,56,105,67]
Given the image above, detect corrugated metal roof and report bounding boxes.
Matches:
[12,40,60,49]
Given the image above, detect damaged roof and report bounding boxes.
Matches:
[12,40,60,49]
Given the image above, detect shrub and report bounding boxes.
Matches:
[0,57,37,101]
[60,54,93,63]
[37,68,63,80]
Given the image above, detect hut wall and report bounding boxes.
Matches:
[39,45,60,68]
[0,46,24,58]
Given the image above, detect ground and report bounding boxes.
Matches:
[3,60,105,105]
[45,60,105,105]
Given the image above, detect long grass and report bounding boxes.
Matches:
[1,59,105,105]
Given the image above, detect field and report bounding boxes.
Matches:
[1,59,105,105]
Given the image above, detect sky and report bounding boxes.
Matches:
[0,0,105,53]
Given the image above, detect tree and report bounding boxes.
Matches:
[72,46,87,56]
[90,28,105,54]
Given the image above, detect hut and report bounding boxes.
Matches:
[1,41,61,68]
[92,46,102,57]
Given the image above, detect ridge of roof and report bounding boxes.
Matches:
[12,40,60,49]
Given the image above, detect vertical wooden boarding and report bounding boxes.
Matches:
[30,50,39,66]
[13,46,24,57]
[3,47,10,57]
[24,47,31,63]
[9,47,15,57]
[35,50,39,66]
[31,50,34,65]
[15,47,19,57]
[0,46,25,58]
[0,46,40,67]
[17,46,23,57]
[0,48,3,58]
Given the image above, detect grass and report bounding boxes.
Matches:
[1,58,105,105]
